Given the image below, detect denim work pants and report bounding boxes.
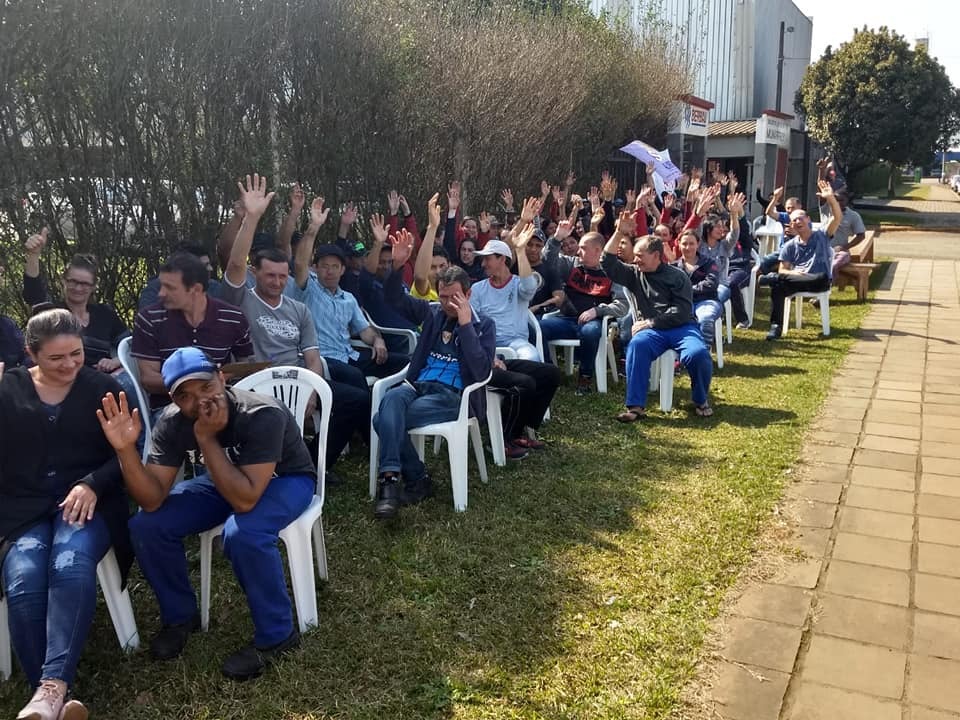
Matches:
[2,513,110,686]
[693,299,724,341]
[625,322,712,407]
[538,316,603,378]
[129,472,314,647]
[373,382,461,480]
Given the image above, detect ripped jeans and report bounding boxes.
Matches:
[1,512,110,686]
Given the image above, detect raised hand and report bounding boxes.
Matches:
[512,221,536,249]
[600,171,617,202]
[340,201,359,227]
[478,211,491,233]
[590,205,605,230]
[727,192,746,216]
[389,228,415,268]
[588,186,601,211]
[539,180,550,199]
[232,199,247,220]
[816,157,828,171]
[555,218,575,241]
[237,173,275,218]
[97,391,142,452]
[500,188,515,211]
[565,170,576,188]
[398,194,411,216]
[290,182,306,212]
[447,181,461,212]
[625,188,636,210]
[369,213,389,245]
[638,185,655,209]
[427,192,442,229]
[663,192,675,210]
[615,210,637,238]
[24,227,49,255]
[816,179,835,199]
[387,190,400,216]
[519,196,542,224]
[309,196,329,228]
[772,186,785,203]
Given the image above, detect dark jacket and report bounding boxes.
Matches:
[672,254,719,303]
[384,268,496,418]
[0,366,132,586]
[601,253,696,330]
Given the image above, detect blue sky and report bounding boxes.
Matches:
[793,0,960,86]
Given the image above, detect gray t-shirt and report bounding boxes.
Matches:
[820,206,865,249]
[221,281,319,365]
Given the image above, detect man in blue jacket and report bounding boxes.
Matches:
[374,232,496,519]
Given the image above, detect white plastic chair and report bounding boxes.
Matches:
[525,311,550,421]
[781,248,834,337]
[486,347,519,467]
[543,312,618,393]
[363,311,418,355]
[198,366,332,633]
[622,289,676,412]
[0,547,139,681]
[117,336,154,462]
[368,367,491,512]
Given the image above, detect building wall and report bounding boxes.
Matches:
[753,1,812,127]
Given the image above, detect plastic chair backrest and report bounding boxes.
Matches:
[235,366,333,506]
[117,336,153,458]
[526,310,545,362]
[623,287,640,322]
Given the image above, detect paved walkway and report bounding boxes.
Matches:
[707,258,960,720]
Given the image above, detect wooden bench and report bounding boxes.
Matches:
[835,230,877,301]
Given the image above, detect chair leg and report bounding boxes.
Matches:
[606,338,618,385]
[659,351,675,412]
[715,321,724,369]
[449,433,469,512]
[795,295,803,329]
[782,297,792,336]
[564,346,574,375]
[199,530,216,632]
[96,548,140,651]
[596,342,608,394]
[469,419,488,484]
[0,598,11,680]
[369,429,380,499]
[486,394,507,467]
[413,434,426,461]
[724,300,733,344]
[313,518,329,582]
[280,530,318,633]
[821,296,831,336]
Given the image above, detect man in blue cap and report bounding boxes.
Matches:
[97,346,315,680]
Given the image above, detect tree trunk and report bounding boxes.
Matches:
[887,161,896,198]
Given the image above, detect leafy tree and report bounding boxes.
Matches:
[796,27,957,196]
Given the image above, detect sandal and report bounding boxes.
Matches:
[616,407,646,423]
[694,403,714,417]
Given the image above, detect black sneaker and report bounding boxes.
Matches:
[574,377,593,396]
[374,475,401,519]
[221,628,300,681]
[400,473,434,506]
[149,613,200,660]
[766,324,782,341]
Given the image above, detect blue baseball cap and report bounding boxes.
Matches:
[161,347,218,393]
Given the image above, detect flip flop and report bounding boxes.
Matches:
[616,408,646,423]
[695,403,714,417]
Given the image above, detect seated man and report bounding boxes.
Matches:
[673,229,723,341]
[133,251,254,413]
[468,226,561,456]
[760,180,843,340]
[98,347,316,680]
[139,243,223,310]
[288,231,408,392]
[521,227,563,317]
[360,213,421,351]
[221,176,370,480]
[819,189,864,277]
[539,223,627,394]
[759,188,802,273]
[602,214,713,419]
[372,196,495,518]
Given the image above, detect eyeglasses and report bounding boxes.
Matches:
[64,278,95,289]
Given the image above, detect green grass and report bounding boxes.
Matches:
[859,211,926,227]
[0,286,880,719]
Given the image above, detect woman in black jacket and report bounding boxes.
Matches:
[0,309,130,720]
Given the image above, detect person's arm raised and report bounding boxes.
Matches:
[365,213,389,275]
[414,193,441,296]
[294,196,330,289]
[216,200,246,272]
[226,173,276,287]
[276,182,306,259]
[766,186,784,221]
[817,180,843,237]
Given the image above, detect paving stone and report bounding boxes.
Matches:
[909,707,960,720]
[922,441,960,460]
[832,532,911,570]
[914,612,960,661]
[836,376,878,389]
[866,409,923,426]
[926,393,960,406]
[918,494,960,520]
[916,574,960,616]
[771,558,822,589]
[845,486,914,514]
[786,482,842,504]
[876,389,923,403]
[805,444,854,466]
[722,616,803,673]
[810,431,860,447]
[863,421,922,440]
[860,434,921,455]
[869,399,922,416]
[923,426,960,445]
[709,660,790,720]
[924,457,960,477]
[925,403,960,418]
[786,499,836,529]
[878,380,923,392]
[924,414,960,431]
[850,466,916,491]
[813,594,910,649]
[802,463,848,484]
[918,543,960,577]
[823,559,909,605]
[801,635,905,698]
[813,417,863,435]
[854,449,918,473]
[788,527,832,558]
[921,474,960,498]
[927,383,960,396]
[731,584,812,626]
[910,655,960,713]
[838,507,914,541]
[919,517,960,546]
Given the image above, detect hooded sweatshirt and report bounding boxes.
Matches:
[600,253,695,330]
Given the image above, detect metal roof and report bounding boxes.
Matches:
[709,120,757,137]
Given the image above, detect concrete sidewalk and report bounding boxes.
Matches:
[707,258,960,720]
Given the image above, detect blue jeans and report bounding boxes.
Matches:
[539,315,603,377]
[373,382,460,479]
[694,299,723,340]
[625,323,712,407]
[129,473,314,647]
[2,513,110,686]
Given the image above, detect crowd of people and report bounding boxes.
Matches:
[0,160,860,719]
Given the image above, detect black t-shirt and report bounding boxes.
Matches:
[148,387,316,479]
[560,264,613,317]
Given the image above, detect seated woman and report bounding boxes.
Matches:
[22,229,135,399]
[0,309,131,720]
[456,238,485,281]
[674,230,723,342]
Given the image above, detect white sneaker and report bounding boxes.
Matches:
[736,321,751,330]
[16,679,65,720]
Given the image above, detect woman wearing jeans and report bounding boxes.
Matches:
[0,309,131,720]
